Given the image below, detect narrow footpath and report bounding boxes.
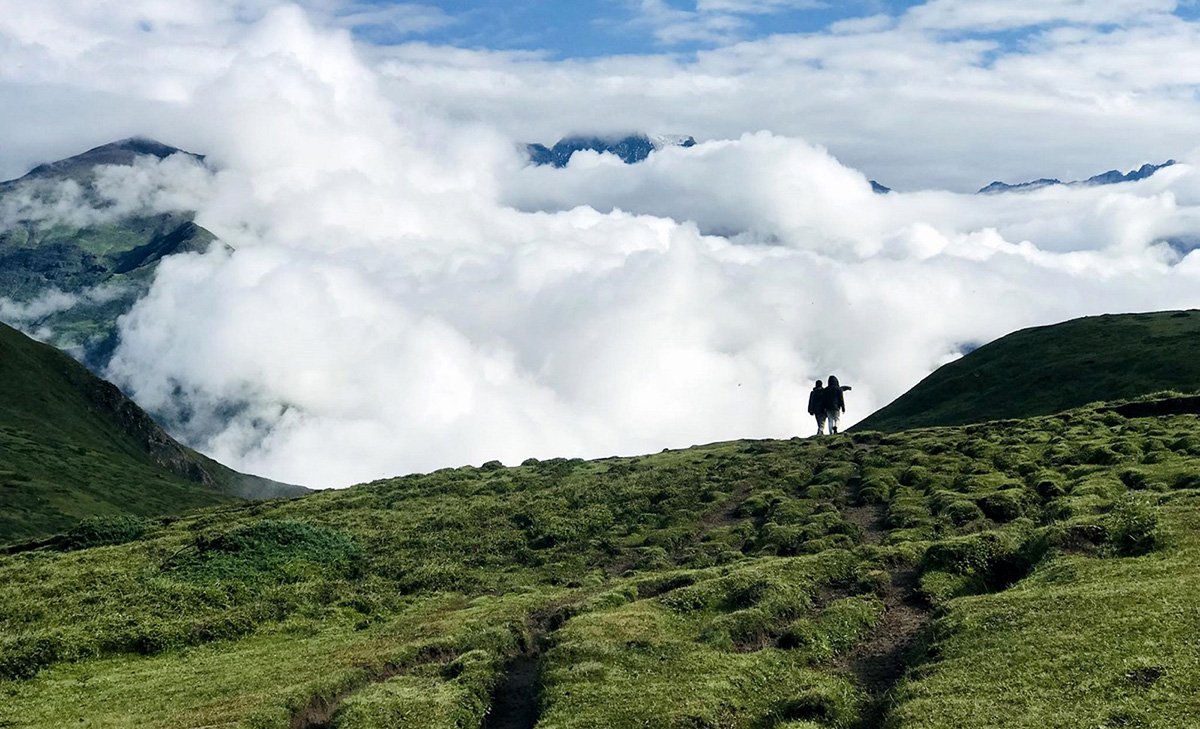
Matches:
[837,457,934,729]
[483,653,541,729]
[482,608,566,729]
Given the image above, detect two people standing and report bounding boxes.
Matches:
[808,376,852,435]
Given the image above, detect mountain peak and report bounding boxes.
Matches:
[13,137,201,186]
[527,133,696,167]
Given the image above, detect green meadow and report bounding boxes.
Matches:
[3,395,1200,728]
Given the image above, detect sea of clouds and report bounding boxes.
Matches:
[4,1,1200,487]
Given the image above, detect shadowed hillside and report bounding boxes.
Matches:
[0,321,306,544]
[855,310,1200,433]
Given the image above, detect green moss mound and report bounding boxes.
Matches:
[59,515,149,551]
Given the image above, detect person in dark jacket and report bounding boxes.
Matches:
[823,375,852,434]
[807,380,826,435]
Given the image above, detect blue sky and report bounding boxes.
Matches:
[343,0,1200,59]
[348,0,909,56]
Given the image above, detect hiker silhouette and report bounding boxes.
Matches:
[820,375,852,435]
[807,380,826,435]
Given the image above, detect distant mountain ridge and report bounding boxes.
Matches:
[524,135,1175,199]
[526,133,697,167]
[977,160,1176,194]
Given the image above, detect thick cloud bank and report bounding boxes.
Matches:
[4,3,1200,486]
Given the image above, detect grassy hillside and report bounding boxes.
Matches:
[0,322,305,544]
[856,310,1200,433]
[2,393,1198,727]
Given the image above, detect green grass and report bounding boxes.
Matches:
[890,498,1200,729]
[0,596,530,729]
[0,323,305,544]
[539,556,876,728]
[3,398,1200,727]
[856,310,1200,432]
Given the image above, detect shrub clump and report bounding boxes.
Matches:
[59,516,148,551]
[977,490,1030,523]
[0,635,61,681]
[1105,494,1164,557]
[942,500,986,526]
[919,528,1050,593]
[170,520,362,582]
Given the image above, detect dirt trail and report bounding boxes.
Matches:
[841,499,886,546]
[837,568,930,727]
[837,455,934,729]
[482,605,571,729]
[484,654,541,729]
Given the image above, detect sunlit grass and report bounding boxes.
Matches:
[3,404,1200,727]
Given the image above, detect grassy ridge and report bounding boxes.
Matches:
[2,396,1199,727]
[856,310,1200,432]
[0,322,236,541]
[0,322,305,544]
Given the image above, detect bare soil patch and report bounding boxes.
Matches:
[483,654,540,729]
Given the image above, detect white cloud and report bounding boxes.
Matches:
[0,289,80,323]
[696,0,825,13]
[628,0,752,45]
[0,153,217,231]
[624,0,833,46]
[0,286,126,328]
[4,2,1200,488]
[303,1,456,37]
[902,0,1177,32]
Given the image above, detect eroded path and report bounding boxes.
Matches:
[484,654,540,729]
[837,567,930,727]
[838,451,934,729]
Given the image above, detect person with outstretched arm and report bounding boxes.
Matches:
[823,375,852,434]
[807,380,826,435]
